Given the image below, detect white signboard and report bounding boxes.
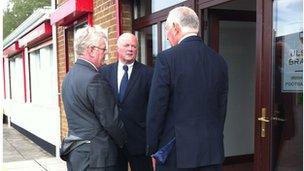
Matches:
[282,32,303,92]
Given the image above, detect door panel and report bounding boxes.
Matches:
[198,0,302,170]
[271,0,303,170]
[205,4,256,170]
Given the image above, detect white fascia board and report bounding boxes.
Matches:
[3,7,52,49]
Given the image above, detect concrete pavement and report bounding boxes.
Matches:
[3,123,67,171]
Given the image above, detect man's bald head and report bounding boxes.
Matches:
[117,33,138,64]
[117,33,138,47]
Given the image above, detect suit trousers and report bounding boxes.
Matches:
[117,149,153,171]
[156,164,221,171]
[156,146,222,171]
[67,144,118,171]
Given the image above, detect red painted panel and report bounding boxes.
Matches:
[50,0,93,26]
[2,58,6,99]
[87,13,93,26]
[3,42,22,58]
[22,50,27,103]
[19,21,52,47]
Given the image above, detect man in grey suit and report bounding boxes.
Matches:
[61,26,127,171]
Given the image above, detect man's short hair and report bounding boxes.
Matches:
[74,25,107,56]
[166,6,199,34]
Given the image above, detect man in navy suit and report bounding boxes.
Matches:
[99,33,153,171]
[146,7,228,171]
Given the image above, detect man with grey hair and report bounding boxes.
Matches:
[100,33,153,171]
[61,26,126,171]
[146,6,228,171]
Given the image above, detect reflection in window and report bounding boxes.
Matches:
[273,0,303,92]
[161,22,171,50]
[273,0,303,37]
[133,0,185,19]
[133,0,151,19]
[136,25,158,66]
[152,0,186,13]
[272,0,303,170]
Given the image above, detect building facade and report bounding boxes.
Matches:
[2,0,302,170]
[2,8,59,156]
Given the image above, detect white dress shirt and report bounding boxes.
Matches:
[178,33,197,44]
[117,61,134,93]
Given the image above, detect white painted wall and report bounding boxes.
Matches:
[5,101,60,146]
[219,21,256,156]
[3,45,60,148]
[0,7,4,166]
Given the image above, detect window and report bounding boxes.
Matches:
[133,0,186,19]
[152,0,186,13]
[8,55,23,102]
[65,22,89,71]
[136,25,158,66]
[28,45,56,107]
[133,0,192,66]
[161,21,171,50]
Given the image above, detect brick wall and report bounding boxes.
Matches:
[56,0,133,138]
[56,25,68,138]
[121,1,132,33]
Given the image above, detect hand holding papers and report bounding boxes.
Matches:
[151,137,176,164]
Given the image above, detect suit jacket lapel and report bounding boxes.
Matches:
[122,61,140,102]
[111,63,119,101]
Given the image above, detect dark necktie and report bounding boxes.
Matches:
[119,65,128,102]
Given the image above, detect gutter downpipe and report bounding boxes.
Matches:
[51,0,61,158]
[115,0,122,38]
[115,0,122,60]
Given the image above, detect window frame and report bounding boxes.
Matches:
[28,40,53,103]
[63,17,88,72]
[132,0,195,66]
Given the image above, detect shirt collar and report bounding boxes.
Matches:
[178,33,197,44]
[118,60,134,70]
[78,58,98,71]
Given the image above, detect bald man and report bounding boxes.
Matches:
[99,33,153,171]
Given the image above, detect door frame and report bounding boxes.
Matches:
[197,0,273,170]
[208,9,256,51]
[207,8,256,166]
[254,0,272,170]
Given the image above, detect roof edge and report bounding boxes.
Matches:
[4,7,52,49]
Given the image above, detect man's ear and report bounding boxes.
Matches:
[88,46,95,58]
[172,22,181,36]
[174,23,181,33]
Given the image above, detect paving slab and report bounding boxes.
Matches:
[3,124,67,170]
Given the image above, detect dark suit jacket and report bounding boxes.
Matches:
[146,36,228,168]
[99,61,153,156]
[62,59,127,168]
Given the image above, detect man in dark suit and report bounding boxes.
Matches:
[99,33,153,171]
[61,26,127,171]
[146,7,228,171]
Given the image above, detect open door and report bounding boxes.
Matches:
[199,0,303,170]
[201,0,256,170]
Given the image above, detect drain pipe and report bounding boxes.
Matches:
[115,0,122,37]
